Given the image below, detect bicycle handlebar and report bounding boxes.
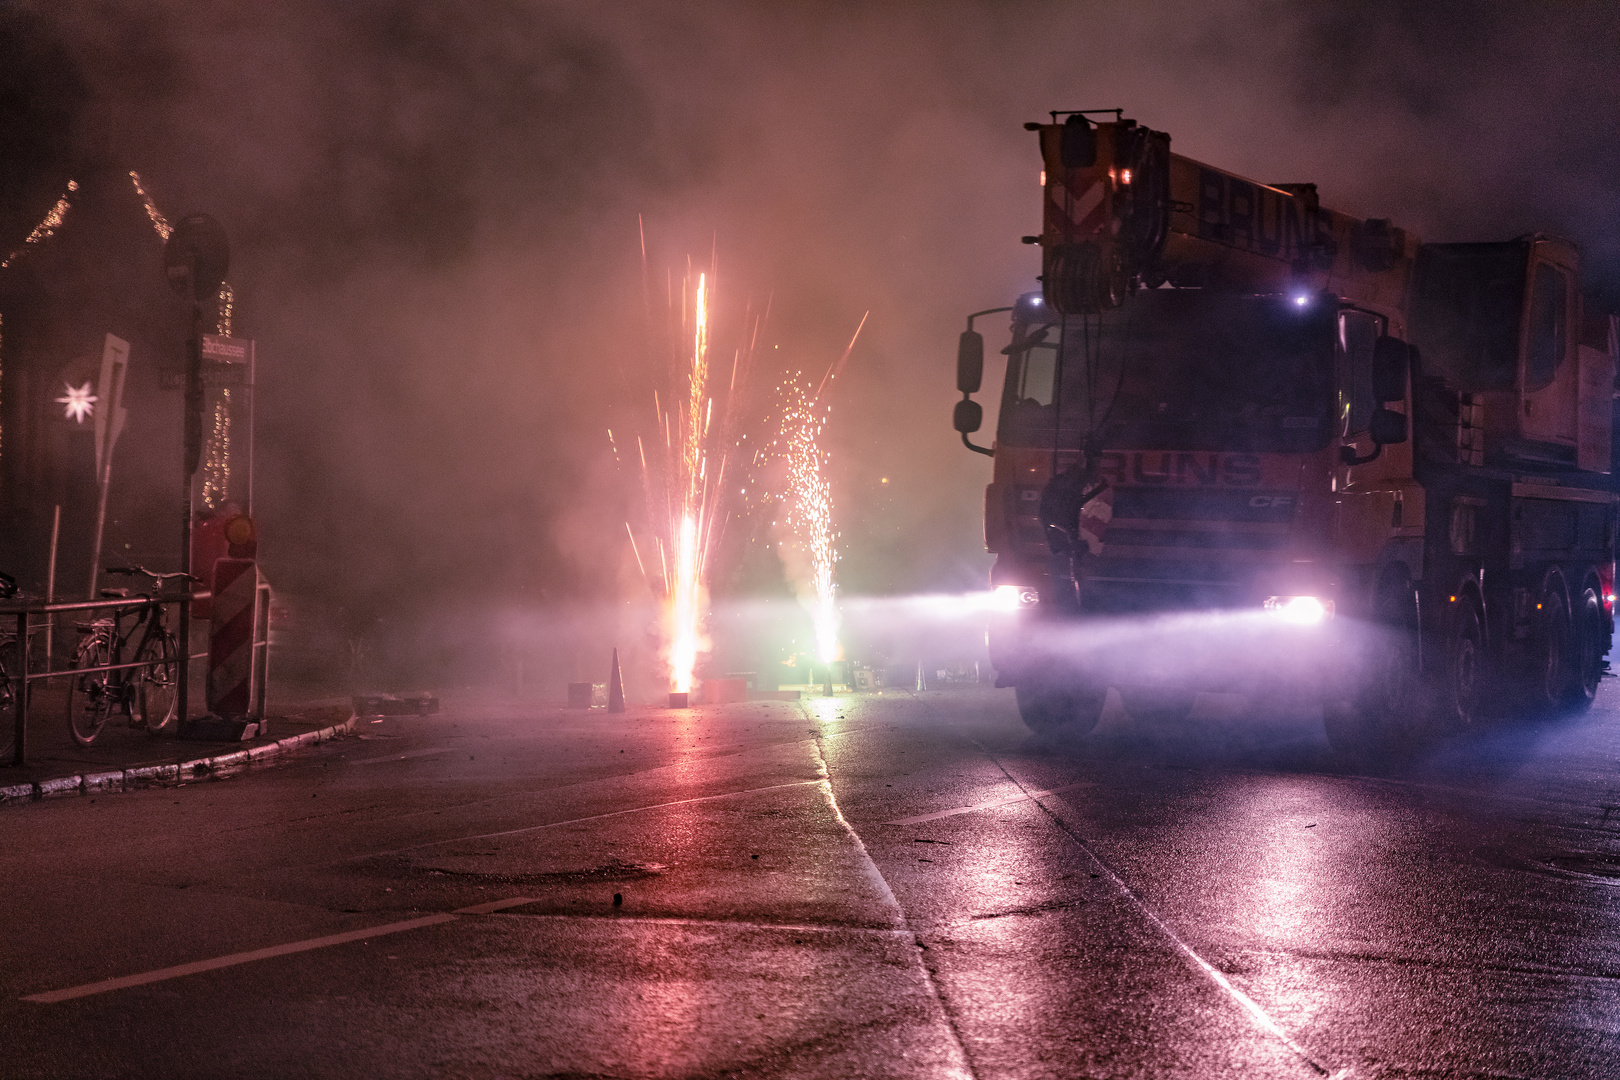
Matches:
[106,566,202,584]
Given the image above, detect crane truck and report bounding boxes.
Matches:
[954,109,1620,756]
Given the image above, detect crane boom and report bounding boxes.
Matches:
[1031,114,1411,314]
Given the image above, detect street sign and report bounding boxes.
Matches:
[201,334,254,387]
[94,333,129,477]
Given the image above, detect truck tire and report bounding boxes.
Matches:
[1530,585,1575,717]
[1015,679,1106,734]
[1565,587,1604,713]
[1324,587,1422,762]
[1434,597,1484,730]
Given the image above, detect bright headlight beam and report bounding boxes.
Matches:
[1265,595,1330,625]
[991,585,1025,612]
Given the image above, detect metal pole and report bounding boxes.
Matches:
[251,581,270,720]
[87,450,113,600]
[44,504,59,673]
[247,346,255,516]
[177,301,202,730]
[14,611,28,766]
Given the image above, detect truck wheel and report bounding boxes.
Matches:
[1324,588,1421,762]
[1531,587,1575,717]
[1434,597,1484,730]
[1015,680,1106,734]
[1565,587,1604,713]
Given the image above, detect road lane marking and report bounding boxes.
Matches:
[22,915,457,1004]
[23,897,541,1005]
[966,742,1342,1078]
[880,782,1093,826]
[807,729,978,1079]
[452,896,541,914]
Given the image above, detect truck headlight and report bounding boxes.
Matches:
[992,585,1040,612]
[1264,595,1333,625]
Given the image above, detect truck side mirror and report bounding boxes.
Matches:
[953,399,983,434]
[1372,336,1413,402]
[957,330,984,394]
[1370,406,1407,445]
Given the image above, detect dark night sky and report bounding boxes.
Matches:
[2,1,1618,625]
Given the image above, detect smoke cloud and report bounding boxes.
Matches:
[3,0,1616,689]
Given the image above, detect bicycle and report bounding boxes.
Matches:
[65,566,193,746]
[1,569,22,760]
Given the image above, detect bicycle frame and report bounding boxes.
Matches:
[2,585,218,766]
[75,599,169,709]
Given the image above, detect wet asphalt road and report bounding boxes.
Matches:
[3,685,1620,1079]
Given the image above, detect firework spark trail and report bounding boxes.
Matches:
[615,260,761,696]
[777,375,840,665]
[773,313,867,669]
[665,271,712,694]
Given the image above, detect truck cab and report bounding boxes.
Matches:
[958,147,1617,753]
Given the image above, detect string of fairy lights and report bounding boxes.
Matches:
[0,171,239,511]
[200,284,234,510]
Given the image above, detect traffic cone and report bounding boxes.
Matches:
[607,648,625,713]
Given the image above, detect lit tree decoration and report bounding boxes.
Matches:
[56,381,96,424]
[201,282,235,510]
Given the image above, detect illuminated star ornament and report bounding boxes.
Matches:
[56,382,97,423]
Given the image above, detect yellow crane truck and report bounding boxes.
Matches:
[954,109,1620,755]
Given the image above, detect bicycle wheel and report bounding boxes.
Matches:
[66,636,116,746]
[132,631,179,733]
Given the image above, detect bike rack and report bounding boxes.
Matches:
[0,589,259,768]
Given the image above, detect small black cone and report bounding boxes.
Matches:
[607,648,626,713]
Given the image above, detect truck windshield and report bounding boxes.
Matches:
[996,290,1335,452]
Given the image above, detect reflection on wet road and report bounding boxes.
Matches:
[4,685,1619,1078]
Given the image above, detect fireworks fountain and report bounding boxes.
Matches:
[771,313,866,682]
[776,375,839,668]
[666,272,712,698]
[616,258,761,705]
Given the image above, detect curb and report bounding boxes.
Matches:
[0,714,358,808]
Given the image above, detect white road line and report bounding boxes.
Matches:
[22,914,456,1004]
[452,896,541,915]
[880,782,1094,826]
[808,730,978,1080]
[969,746,1342,1078]
[22,898,542,1005]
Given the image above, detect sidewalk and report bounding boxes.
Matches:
[1,682,357,807]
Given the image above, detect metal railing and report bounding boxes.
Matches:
[1,592,215,767]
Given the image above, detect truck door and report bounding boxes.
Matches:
[1521,252,1578,446]
[1333,308,1406,561]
